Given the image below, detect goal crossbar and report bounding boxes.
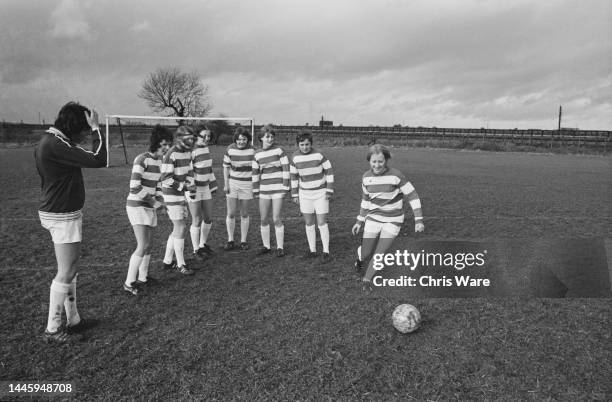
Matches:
[106,114,254,121]
[104,114,255,167]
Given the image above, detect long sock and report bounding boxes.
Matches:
[305,224,316,252]
[163,235,174,264]
[260,225,270,249]
[64,275,80,326]
[318,224,330,253]
[125,253,142,286]
[275,225,285,249]
[138,254,151,282]
[173,238,186,266]
[200,222,212,247]
[357,245,362,261]
[226,216,235,242]
[240,217,250,243]
[190,226,200,253]
[47,280,70,333]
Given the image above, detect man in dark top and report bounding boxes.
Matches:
[35,101,107,343]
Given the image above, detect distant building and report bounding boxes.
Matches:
[319,116,333,127]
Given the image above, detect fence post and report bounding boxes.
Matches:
[550,131,553,150]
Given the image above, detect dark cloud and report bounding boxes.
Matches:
[0,0,610,128]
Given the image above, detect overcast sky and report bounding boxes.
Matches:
[1,0,610,129]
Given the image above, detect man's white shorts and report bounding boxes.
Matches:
[167,204,189,221]
[126,206,158,227]
[363,219,401,238]
[299,195,329,214]
[186,187,212,202]
[227,180,253,200]
[39,210,83,244]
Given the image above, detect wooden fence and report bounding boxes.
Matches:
[2,123,610,151]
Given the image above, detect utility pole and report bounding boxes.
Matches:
[558,105,562,131]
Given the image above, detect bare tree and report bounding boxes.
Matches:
[138,67,212,117]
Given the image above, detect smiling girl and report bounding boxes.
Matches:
[187,125,218,258]
[252,125,290,257]
[223,127,255,251]
[351,144,424,290]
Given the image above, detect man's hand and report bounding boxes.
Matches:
[415,222,425,233]
[85,109,99,131]
[351,222,362,236]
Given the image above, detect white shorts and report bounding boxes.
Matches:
[258,191,286,200]
[299,196,329,214]
[227,180,253,200]
[39,210,83,244]
[126,206,157,227]
[363,219,401,238]
[186,187,212,202]
[167,204,189,221]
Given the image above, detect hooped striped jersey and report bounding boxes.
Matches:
[160,146,195,206]
[290,149,334,199]
[191,145,217,192]
[126,152,164,209]
[252,146,290,196]
[223,143,255,182]
[357,167,420,227]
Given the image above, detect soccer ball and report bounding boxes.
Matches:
[392,304,421,334]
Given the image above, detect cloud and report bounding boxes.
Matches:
[1,0,610,129]
[50,0,92,39]
[130,21,151,33]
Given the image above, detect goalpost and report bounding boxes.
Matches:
[104,114,255,167]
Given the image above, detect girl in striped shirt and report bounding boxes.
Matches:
[252,125,290,257]
[351,144,425,290]
[160,126,197,276]
[290,131,334,261]
[222,127,255,251]
[124,125,173,295]
[187,125,218,257]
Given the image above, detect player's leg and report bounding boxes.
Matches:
[239,198,251,249]
[303,212,317,255]
[300,196,317,256]
[225,195,238,250]
[363,225,399,282]
[316,213,330,259]
[47,242,79,335]
[258,197,272,253]
[137,226,153,283]
[199,198,214,253]
[188,200,203,255]
[272,197,285,256]
[356,220,381,272]
[172,218,187,265]
[315,196,330,259]
[170,205,192,275]
[125,224,148,294]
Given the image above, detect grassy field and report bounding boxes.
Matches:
[0,144,610,400]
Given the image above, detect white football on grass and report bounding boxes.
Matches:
[392,304,421,334]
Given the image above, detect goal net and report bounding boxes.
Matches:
[104,114,255,167]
